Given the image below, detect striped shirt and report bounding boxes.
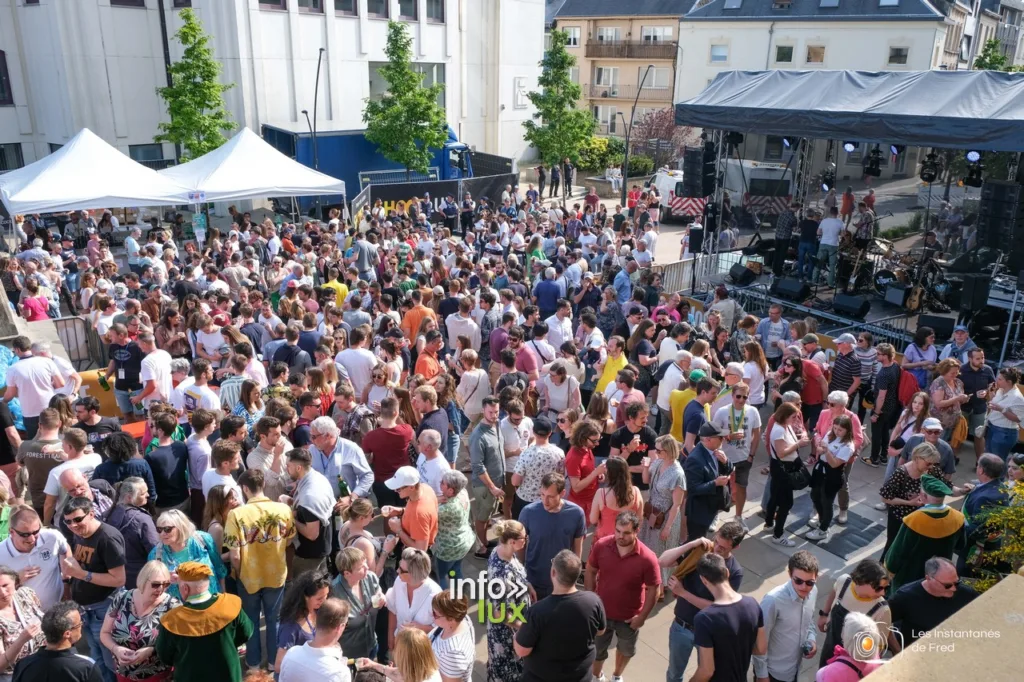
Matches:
[829,350,861,394]
[430,620,476,682]
[854,346,879,382]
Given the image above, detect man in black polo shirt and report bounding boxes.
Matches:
[13,601,102,682]
[958,347,995,463]
[660,521,746,682]
[888,556,977,650]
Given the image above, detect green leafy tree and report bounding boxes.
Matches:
[523,30,595,198]
[155,8,234,162]
[973,38,1011,71]
[363,21,448,179]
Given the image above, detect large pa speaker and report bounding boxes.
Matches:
[832,293,871,319]
[918,313,955,341]
[771,277,810,301]
[977,180,1022,249]
[682,147,703,198]
[729,263,757,287]
[884,283,909,307]
[688,228,704,255]
[961,274,992,312]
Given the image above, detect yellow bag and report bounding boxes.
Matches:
[950,413,968,450]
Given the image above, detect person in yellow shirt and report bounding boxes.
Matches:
[321,266,348,308]
[595,336,628,393]
[670,369,708,442]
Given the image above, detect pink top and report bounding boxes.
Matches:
[815,647,882,682]
[593,486,644,540]
[21,296,50,322]
[814,408,865,452]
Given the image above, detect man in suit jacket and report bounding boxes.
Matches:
[682,422,734,542]
[958,454,1009,576]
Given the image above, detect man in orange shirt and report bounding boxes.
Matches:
[400,289,436,341]
[414,330,445,384]
[384,466,438,550]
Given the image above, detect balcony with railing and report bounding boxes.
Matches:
[996,22,1021,58]
[587,83,673,102]
[585,40,677,60]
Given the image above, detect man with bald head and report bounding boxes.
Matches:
[55,470,113,539]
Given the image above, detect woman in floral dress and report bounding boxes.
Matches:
[99,561,181,682]
[486,520,529,682]
[928,358,968,443]
[639,436,687,590]
[0,566,46,682]
[434,471,476,590]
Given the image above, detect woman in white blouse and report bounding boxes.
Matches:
[767,402,811,547]
[984,366,1024,462]
[385,548,443,651]
[456,350,489,432]
[538,360,582,424]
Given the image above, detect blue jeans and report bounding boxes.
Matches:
[666,620,696,682]
[797,242,816,279]
[445,433,459,466]
[239,584,285,668]
[435,556,464,590]
[986,423,1018,463]
[82,597,116,682]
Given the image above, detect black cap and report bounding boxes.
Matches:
[533,416,553,437]
[698,422,728,438]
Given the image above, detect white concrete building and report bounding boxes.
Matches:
[0,0,543,174]
[676,0,949,181]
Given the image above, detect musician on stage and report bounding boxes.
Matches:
[853,201,876,254]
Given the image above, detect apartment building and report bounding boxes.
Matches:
[552,0,684,136]
[0,0,543,175]
[677,0,948,181]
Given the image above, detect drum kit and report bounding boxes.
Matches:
[838,238,953,312]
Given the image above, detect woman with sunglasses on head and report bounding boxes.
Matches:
[147,509,227,601]
[273,570,332,674]
[770,356,804,411]
[99,561,179,682]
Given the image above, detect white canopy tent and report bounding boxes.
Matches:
[159,127,346,201]
[0,128,191,215]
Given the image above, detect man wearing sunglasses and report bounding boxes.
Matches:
[60,497,126,682]
[887,556,978,652]
[12,600,91,682]
[0,506,70,612]
[752,550,820,682]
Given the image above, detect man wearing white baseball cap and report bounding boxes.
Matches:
[887,417,957,485]
[382,466,437,552]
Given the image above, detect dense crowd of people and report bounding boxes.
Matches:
[0,190,1019,682]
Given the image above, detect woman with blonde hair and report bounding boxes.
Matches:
[0,564,46,679]
[147,508,228,600]
[640,435,687,588]
[339,498,398,577]
[333,547,385,660]
[486,520,529,682]
[359,628,440,682]
[455,349,489,435]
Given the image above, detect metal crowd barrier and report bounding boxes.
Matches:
[53,315,103,370]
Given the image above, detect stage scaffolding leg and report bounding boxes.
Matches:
[1000,289,1019,366]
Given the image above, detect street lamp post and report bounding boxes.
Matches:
[311,47,325,219]
[620,64,654,207]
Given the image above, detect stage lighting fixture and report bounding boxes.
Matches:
[963,155,984,188]
[920,152,939,183]
[864,147,883,178]
[966,150,981,163]
[782,137,792,148]
[843,141,858,153]
[726,132,745,145]
[821,168,836,192]
[890,144,906,156]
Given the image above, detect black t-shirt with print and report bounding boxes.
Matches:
[69,522,126,606]
[109,342,143,391]
[73,418,122,458]
[609,425,657,490]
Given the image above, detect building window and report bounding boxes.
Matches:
[335,0,356,14]
[888,46,909,65]
[398,0,417,19]
[426,0,444,22]
[366,0,388,18]
[298,0,323,12]
[129,144,164,162]
[48,143,63,153]
[641,26,672,42]
[173,0,192,7]
[0,143,23,172]
[564,27,581,47]
[775,45,793,63]
[259,0,286,8]
[879,0,899,6]
[369,62,445,107]
[110,0,146,6]
[710,44,728,63]
[596,27,622,42]
[569,67,579,84]
[806,45,825,63]
[641,66,672,89]
[25,0,40,5]
[0,52,12,106]
[593,105,618,135]
[764,136,785,161]
[594,66,618,87]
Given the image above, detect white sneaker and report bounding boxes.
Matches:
[612,676,624,682]
[805,528,829,541]
[807,517,819,529]
[734,516,750,532]
[594,675,606,682]
[836,510,848,525]
[772,536,796,547]
[874,502,888,511]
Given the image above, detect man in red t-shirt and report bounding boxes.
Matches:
[584,511,660,682]
[361,397,414,508]
[793,348,828,428]
[508,327,539,383]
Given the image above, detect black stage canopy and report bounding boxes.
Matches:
[674,70,1024,152]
